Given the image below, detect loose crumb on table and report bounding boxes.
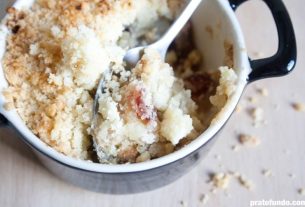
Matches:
[238,134,261,147]
[262,169,272,177]
[210,173,231,190]
[292,102,305,112]
[298,188,305,196]
[257,87,269,97]
[238,175,254,190]
[250,107,264,127]
[199,194,209,205]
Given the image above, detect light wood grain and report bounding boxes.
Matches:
[1,0,305,206]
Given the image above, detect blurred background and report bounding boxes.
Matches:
[0,0,304,206]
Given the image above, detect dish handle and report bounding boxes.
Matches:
[229,0,297,83]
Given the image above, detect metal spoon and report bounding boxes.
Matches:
[91,0,202,159]
[123,0,202,67]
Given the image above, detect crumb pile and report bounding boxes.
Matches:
[2,0,237,163]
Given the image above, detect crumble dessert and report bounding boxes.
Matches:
[1,0,238,163]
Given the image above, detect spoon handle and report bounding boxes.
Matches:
[157,0,202,49]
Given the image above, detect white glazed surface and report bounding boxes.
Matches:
[0,0,250,173]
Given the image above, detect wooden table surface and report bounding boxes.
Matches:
[0,0,304,206]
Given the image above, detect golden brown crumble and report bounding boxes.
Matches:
[2,0,138,159]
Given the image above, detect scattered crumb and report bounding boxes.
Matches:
[229,171,241,177]
[199,194,209,205]
[209,171,254,195]
[257,88,269,97]
[224,192,232,198]
[218,163,224,169]
[273,104,280,111]
[238,175,254,190]
[238,134,261,147]
[250,107,264,127]
[252,51,264,58]
[262,169,272,177]
[235,104,243,113]
[248,96,258,104]
[298,188,305,196]
[180,200,188,207]
[231,145,240,152]
[214,154,221,160]
[210,188,217,194]
[210,173,231,190]
[292,102,305,112]
[262,120,268,125]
